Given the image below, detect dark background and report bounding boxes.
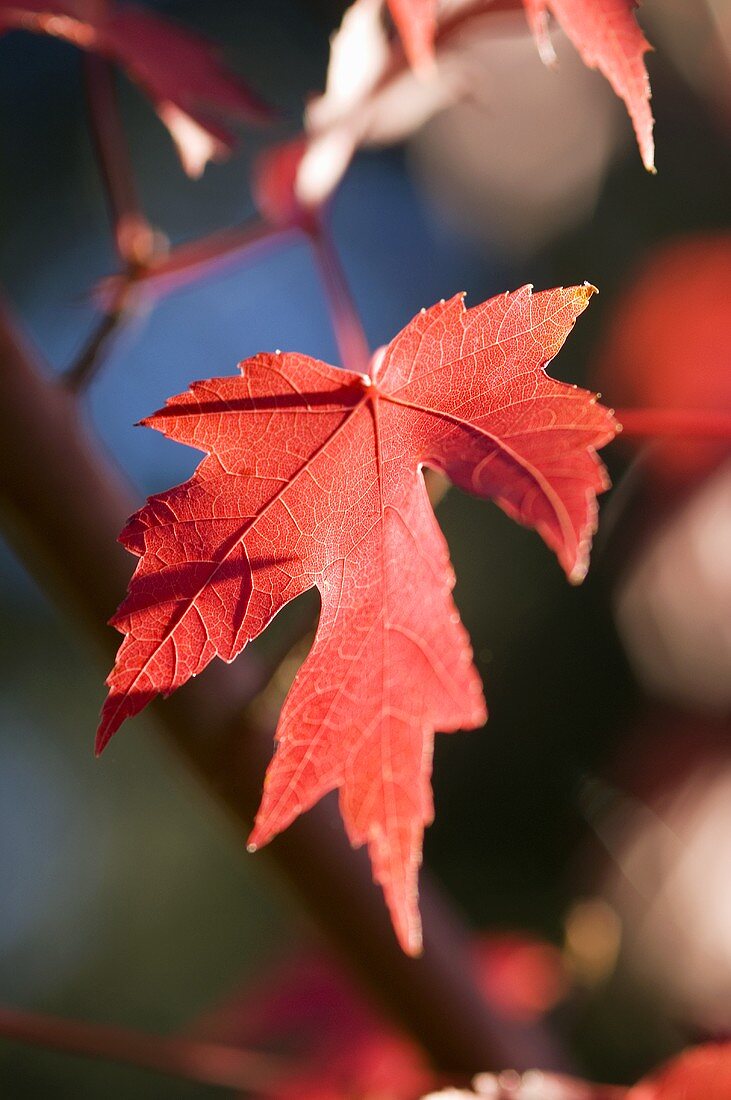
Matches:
[1,0,729,1094]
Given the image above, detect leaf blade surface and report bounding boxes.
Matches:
[99,286,616,952]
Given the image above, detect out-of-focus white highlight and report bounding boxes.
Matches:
[422,1069,605,1098]
[410,17,622,254]
[604,761,731,1029]
[308,0,388,131]
[297,128,358,208]
[616,461,731,712]
[157,102,225,179]
[296,0,466,208]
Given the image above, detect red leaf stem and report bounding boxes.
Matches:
[308,219,371,375]
[83,54,155,267]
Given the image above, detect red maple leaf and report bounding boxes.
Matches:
[383,0,654,171]
[97,284,616,953]
[0,0,268,176]
[523,0,654,171]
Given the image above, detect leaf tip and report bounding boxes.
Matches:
[94,728,110,757]
[568,561,589,586]
[394,909,424,957]
[246,822,265,853]
[157,102,229,180]
[391,895,424,957]
[405,937,424,958]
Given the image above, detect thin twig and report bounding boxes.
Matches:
[80,220,297,387]
[0,1005,285,1093]
[63,283,134,392]
[308,219,371,374]
[83,54,154,267]
[120,220,298,303]
[74,54,155,391]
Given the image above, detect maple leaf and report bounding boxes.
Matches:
[524,0,655,171]
[98,284,616,953]
[264,0,655,221]
[344,0,654,174]
[0,0,268,176]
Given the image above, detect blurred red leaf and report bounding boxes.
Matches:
[473,934,568,1022]
[598,233,731,485]
[97,284,615,953]
[198,952,433,1098]
[627,1043,731,1100]
[279,0,657,218]
[599,235,731,414]
[345,0,654,171]
[199,933,571,1098]
[524,0,655,171]
[0,0,268,175]
[251,137,310,228]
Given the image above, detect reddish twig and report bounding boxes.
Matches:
[117,220,298,303]
[64,276,136,391]
[0,1005,285,1092]
[76,53,156,391]
[615,407,731,441]
[308,219,371,374]
[83,54,155,267]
